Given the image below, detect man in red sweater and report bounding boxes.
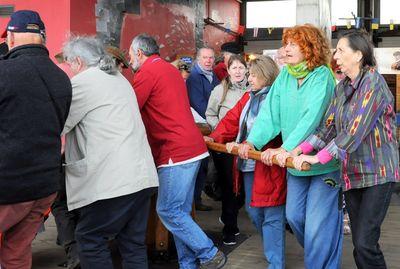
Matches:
[213,42,242,81]
[129,34,226,269]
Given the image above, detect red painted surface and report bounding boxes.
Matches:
[120,0,240,60]
[120,0,197,62]
[70,0,96,36]
[204,0,240,53]
[0,0,239,65]
[0,0,96,62]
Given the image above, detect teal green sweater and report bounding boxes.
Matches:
[247,65,339,176]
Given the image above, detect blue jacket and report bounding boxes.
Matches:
[186,64,220,118]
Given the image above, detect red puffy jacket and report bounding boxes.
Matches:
[209,92,287,207]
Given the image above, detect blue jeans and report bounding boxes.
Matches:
[243,172,286,269]
[156,160,217,269]
[286,171,343,269]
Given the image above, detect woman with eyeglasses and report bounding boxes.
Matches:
[205,55,286,268]
[238,24,343,268]
[292,30,399,269]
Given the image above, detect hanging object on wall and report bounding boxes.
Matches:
[371,18,379,30]
[346,20,352,29]
[225,22,231,33]
[203,17,239,37]
[390,19,394,31]
[355,17,362,29]
[237,25,245,35]
[267,27,274,35]
[253,27,259,38]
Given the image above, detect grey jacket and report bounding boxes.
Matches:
[206,83,247,129]
[63,67,158,210]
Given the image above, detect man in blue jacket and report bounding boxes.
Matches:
[186,47,219,211]
[187,47,220,119]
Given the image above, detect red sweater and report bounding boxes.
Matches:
[213,62,228,81]
[133,55,207,166]
[209,92,287,207]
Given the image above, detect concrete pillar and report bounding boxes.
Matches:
[296,0,332,40]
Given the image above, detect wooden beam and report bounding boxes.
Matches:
[205,141,311,171]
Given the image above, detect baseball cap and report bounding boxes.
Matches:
[1,10,45,38]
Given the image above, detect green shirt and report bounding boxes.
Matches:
[247,65,339,176]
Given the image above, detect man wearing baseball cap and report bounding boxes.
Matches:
[0,10,72,268]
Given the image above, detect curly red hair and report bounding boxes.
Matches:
[282,24,331,70]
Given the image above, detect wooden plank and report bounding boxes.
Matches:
[205,141,311,171]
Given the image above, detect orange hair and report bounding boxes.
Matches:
[282,24,331,70]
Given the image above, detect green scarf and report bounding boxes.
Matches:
[288,61,337,85]
[287,61,310,79]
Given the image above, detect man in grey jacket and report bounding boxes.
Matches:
[62,36,158,269]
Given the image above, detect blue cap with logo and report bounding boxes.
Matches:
[1,10,45,38]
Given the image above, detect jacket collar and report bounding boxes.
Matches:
[342,66,369,98]
[2,44,48,60]
[249,85,270,97]
[141,54,161,68]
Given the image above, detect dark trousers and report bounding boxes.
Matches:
[345,182,394,269]
[212,152,240,235]
[75,188,156,269]
[194,157,209,204]
[51,174,80,269]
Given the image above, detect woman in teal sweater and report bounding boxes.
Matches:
[238,24,343,268]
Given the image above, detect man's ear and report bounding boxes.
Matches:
[76,56,85,72]
[137,49,143,58]
[6,31,14,49]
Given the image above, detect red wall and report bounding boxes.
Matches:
[0,0,70,61]
[204,0,240,53]
[120,0,197,61]
[0,0,96,62]
[0,0,240,62]
[70,0,96,36]
[120,0,240,60]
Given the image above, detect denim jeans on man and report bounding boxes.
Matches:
[75,188,155,269]
[156,160,218,269]
[345,182,394,269]
[286,171,343,269]
[243,172,286,269]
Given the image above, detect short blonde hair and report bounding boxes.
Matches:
[248,55,279,86]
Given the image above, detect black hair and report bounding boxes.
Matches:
[339,30,376,68]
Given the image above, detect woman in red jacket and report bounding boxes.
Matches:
[204,56,287,269]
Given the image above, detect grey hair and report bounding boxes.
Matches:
[130,34,160,56]
[196,46,215,59]
[62,36,117,74]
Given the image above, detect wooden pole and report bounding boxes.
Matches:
[205,141,311,171]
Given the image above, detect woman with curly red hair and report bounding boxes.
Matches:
[238,24,343,268]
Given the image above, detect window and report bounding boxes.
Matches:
[0,5,14,17]
[246,1,296,28]
[380,0,400,24]
[331,0,357,26]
